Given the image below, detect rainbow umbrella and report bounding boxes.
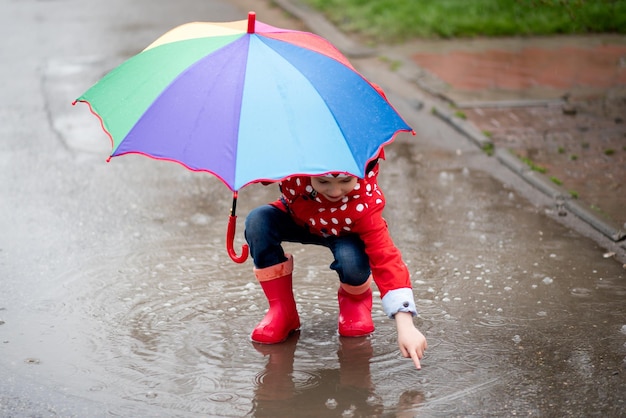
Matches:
[74,12,413,263]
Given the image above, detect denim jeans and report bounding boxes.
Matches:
[244,204,371,286]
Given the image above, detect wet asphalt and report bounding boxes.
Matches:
[1,0,625,417]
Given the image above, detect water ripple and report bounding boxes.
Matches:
[30,238,265,415]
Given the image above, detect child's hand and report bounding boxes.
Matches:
[395,312,428,369]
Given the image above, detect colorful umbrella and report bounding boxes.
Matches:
[74,12,413,263]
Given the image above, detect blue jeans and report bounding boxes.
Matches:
[244,204,371,286]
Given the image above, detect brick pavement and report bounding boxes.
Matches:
[409,36,626,231]
[412,42,626,94]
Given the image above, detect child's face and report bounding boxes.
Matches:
[310,175,358,202]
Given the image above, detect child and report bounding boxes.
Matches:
[244,158,427,369]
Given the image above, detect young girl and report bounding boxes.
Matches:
[244,158,427,369]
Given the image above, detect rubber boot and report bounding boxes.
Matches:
[337,276,375,337]
[251,254,300,344]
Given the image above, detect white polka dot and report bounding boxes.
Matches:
[368,171,375,178]
[366,184,372,192]
[305,185,313,192]
[296,178,301,186]
[376,198,383,204]
[343,226,351,231]
[330,208,337,213]
[315,197,322,203]
[331,218,338,224]
[342,196,349,203]
[340,204,347,211]
[354,183,361,190]
[331,228,338,235]
[356,204,364,212]
[318,208,326,212]
[288,188,296,195]
[320,218,328,225]
[352,195,360,199]
[309,218,316,225]
[345,218,352,224]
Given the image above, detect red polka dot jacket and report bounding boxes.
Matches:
[270,163,417,318]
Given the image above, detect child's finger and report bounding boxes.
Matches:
[410,350,422,369]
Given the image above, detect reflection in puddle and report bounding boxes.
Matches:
[251,333,391,417]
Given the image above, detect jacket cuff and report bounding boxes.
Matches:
[381,288,417,318]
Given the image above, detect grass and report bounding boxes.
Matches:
[454,110,467,120]
[302,0,626,42]
[519,156,547,173]
[378,56,402,71]
[550,176,563,185]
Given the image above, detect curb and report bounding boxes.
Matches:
[428,104,625,244]
[431,96,626,245]
[415,74,626,246]
[275,0,626,247]
[495,147,626,243]
[431,106,493,151]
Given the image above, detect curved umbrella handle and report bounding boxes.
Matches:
[226,193,249,263]
[227,215,249,263]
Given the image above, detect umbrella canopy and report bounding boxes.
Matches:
[74,12,414,262]
[74,12,413,192]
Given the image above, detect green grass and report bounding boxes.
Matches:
[550,176,563,185]
[519,156,547,173]
[454,110,467,119]
[378,55,402,71]
[303,0,626,42]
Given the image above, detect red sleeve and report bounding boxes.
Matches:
[352,205,411,298]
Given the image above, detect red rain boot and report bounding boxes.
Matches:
[337,276,375,337]
[251,254,300,344]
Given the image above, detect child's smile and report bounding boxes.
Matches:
[310,176,358,202]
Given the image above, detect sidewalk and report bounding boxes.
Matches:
[269,0,626,251]
[406,35,626,241]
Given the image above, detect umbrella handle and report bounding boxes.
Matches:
[226,193,249,263]
[227,214,249,263]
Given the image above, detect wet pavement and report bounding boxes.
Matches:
[1,0,626,417]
